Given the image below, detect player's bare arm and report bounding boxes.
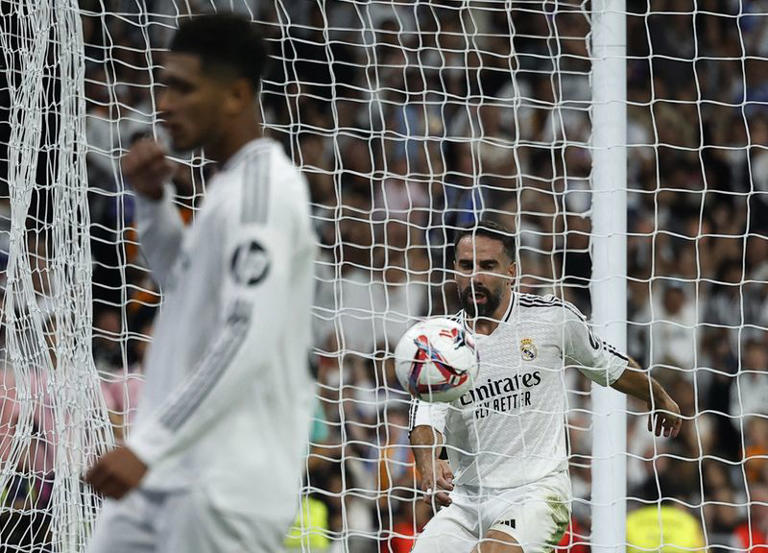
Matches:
[410,425,454,507]
[610,358,682,438]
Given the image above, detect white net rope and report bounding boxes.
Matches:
[0,1,766,552]
[0,0,114,550]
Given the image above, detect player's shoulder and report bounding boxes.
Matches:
[225,139,309,222]
[242,138,303,184]
[261,141,310,204]
[516,293,586,322]
[226,138,302,183]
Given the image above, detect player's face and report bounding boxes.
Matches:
[157,53,227,152]
[454,235,516,318]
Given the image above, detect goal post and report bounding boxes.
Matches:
[590,1,628,551]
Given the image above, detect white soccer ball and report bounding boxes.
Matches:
[394,317,479,403]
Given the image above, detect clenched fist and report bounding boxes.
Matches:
[122,138,174,201]
[85,446,147,500]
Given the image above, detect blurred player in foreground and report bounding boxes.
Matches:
[409,220,682,553]
[86,14,316,553]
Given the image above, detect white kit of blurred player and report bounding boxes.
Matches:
[85,14,316,553]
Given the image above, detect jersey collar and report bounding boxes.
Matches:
[221,137,274,172]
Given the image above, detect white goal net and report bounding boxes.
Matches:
[0,1,766,552]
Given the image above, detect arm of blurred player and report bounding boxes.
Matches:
[87,177,313,499]
[126,190,309,462]
[85,140,187,499]
[125,138,185,287]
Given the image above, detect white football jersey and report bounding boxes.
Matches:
[410,293,628,490]
[127,138,315,523]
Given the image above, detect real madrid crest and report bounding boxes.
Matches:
[520,338,537,361]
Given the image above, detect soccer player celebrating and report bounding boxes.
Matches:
[409,220,682,553]
[85,15,316,553]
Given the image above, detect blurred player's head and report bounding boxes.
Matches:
[158,14,267,156]
[453,220,516,318]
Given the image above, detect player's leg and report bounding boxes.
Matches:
[86,492,159,553]
[483,478,570,553]
[471,530,523,553]
[411,504,478,553]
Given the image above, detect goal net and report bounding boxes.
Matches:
[0,1,766,552]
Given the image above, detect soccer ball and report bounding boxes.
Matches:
[394,318,479,403]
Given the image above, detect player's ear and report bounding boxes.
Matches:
[223,77,254,115]
[507,260,517,281]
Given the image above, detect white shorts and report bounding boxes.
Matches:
[412,471,571,553]
[87,487,290,553]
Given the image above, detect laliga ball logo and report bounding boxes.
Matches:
[394,318,479,403]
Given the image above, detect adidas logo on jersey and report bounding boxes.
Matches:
[498,518,516,529]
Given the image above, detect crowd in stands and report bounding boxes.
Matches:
[1,1,767,551]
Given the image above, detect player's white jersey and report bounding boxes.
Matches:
[410,293,628,490]
[127,138,315,522]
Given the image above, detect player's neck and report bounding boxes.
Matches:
[205,118,263,165]
[468,291,513,336]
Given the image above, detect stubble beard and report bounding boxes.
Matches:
[460,284,502,319]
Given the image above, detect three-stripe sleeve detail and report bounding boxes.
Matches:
[158,301,253,431]
[240,148,271,225]
[518,295,586,322]
[603,341,629,362]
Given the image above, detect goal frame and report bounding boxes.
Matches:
[590,1,628,552]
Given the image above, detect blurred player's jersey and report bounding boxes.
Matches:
[128,138,315,523]
[410,294,628,489]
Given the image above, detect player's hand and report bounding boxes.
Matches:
[647,395,682,438]
[122,138,174,201]
[85,446,147,500]
[421,459,454,507]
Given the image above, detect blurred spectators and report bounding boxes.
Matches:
[0,0,766,550]
[650,283,698,373]
[730,340,768,486]
[732,485,768,553]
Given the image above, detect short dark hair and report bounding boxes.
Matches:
[453,220,516,262]
[170,14,268,90]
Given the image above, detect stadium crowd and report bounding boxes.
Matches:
[1,0,767,551]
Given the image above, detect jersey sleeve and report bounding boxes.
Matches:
[135,184,185,288]
[409,398,449,435]
[128,170,315,467]
[563,302,629,387]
